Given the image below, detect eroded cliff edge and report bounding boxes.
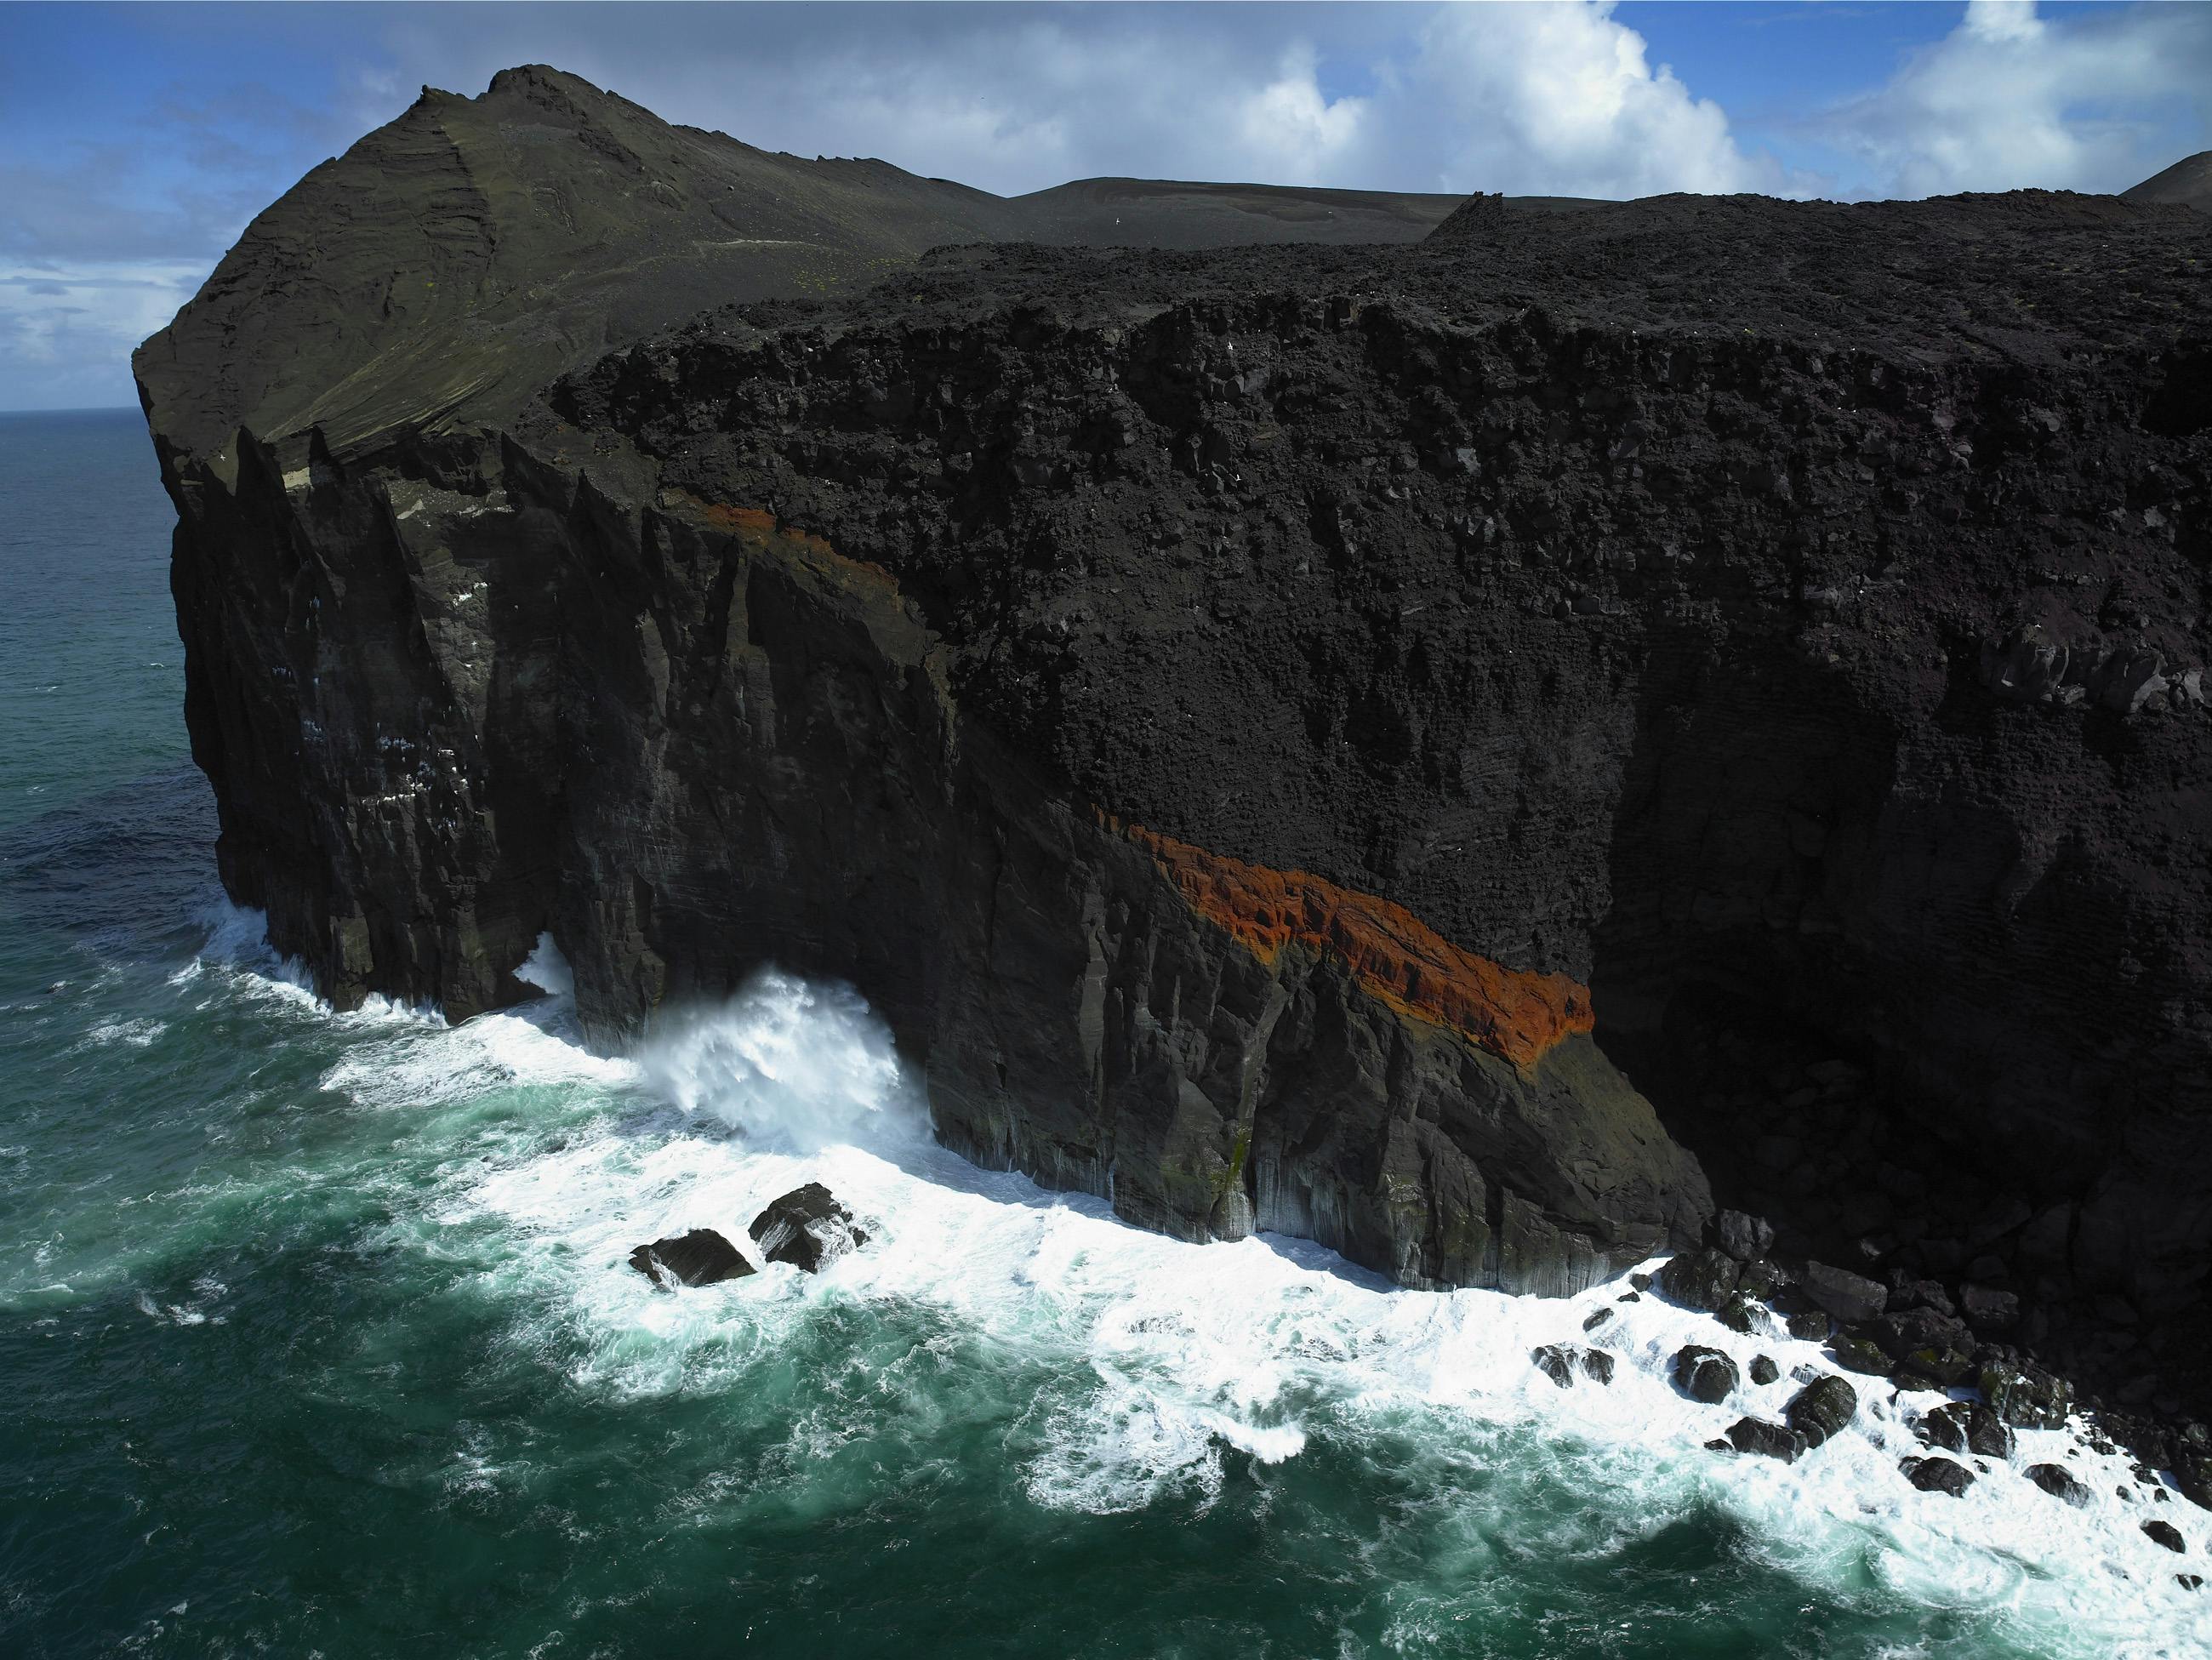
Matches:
[139,71,2212,1376]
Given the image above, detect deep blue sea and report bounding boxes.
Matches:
[0,408,2204,1658]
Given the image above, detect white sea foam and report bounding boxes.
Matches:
[209,942,2212,1656]
[86,1018,165,1048]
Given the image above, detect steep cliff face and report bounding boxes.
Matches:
[140,71,2212,1338]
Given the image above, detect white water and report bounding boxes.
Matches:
[191,911,2212,1657]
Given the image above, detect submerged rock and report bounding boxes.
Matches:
[1531,1343,1616,1389]
[2027,1463,2093,1507]
[628,1228,755,1288]
[1902,1456,1975,1497]
[1673,1344,1741,1405]
[750,1184,869,1273]
[1531,1344,1577,1389]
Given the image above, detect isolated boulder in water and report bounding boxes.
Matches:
[1785,1373,1859,1448]
[1902,1456,1975,1497]
[1531,1344,1577,1389]
[2027,1463,2092,1507]
[1749,1355,1780,1386]
[1726,1416,1810,1463]
[629,1228,755,1288]
[2143,1519,2187,1553]
[750,1183,869,1273]
[1673,1344,1740,1404]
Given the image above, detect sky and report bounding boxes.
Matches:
[2,0,2207,414]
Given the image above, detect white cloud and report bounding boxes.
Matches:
[1374,1,1779,197]
[1816,0,2212,197]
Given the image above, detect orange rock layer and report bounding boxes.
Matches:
[674,493,899,586]
[1121,821,1593,1068]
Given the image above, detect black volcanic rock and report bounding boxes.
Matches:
[1785,1374,1858,1448]
[135,67,2212,1345]
[2144,1518,2188,1553]
[1727,1416,1808,1463]
[1903,1456,1975,1498]
[1800,1263,1889,1326]
[749,1183,867,1273]
[629,1228,755,1287]
[1658,1247,1742,1312]
[1673,1344,1740,1405]
[1917,1401,2014,1460]
[2027,1463,2093,1507]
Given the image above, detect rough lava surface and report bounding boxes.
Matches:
[137,69,2212,1389]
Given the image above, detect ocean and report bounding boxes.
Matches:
[0,408,2203,1658]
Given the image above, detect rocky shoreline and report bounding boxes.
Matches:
[134,68,2212,1466]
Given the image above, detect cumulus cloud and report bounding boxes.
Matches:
[370,1,1777,199]
[1815,0,2212,197]
[1371,2,1781,197]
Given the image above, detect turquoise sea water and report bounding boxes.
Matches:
[1,408,2205,1659]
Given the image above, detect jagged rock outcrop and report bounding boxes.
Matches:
[137,70,2212,1329]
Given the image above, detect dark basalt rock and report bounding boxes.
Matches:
[1902,1456,1975,1497]
[1581,1306,1614,1333]
[2144,1518,2187,1553]
[1673,1344,1741,1405]
[1800,1263,1890,1326]
[2027,1463,2093,1507]
[1958,1284,2019,1337]
[1727,1417,1809,1463]
[1531,1344,1576,1389]
[1658,1248,1742,1313]
[1872,1307,1976,1387]
[1980,1360,2073,1430]
[1786,1310,1833,1343]
[628,1228,755,1288]
[1830,1331,1894,1377]
[1718,1292,1768,1335]
[1749,1355,1779,1386]
[2180,1450,2212,1512]
[1917,1402,2014,1460]
[1713,1210,1776,1264]
[1785,1374,1858,1448]
[749,1184,867,1274]
[130,67,2212,1377]
[1534,1343,1616,1388]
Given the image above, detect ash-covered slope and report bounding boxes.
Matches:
[139,70,2212,1371]
[135,65,1467,468]
[2124,150,2212,214]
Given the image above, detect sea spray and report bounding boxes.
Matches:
[9,901,2209,1656]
